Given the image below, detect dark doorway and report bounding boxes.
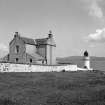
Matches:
[30,59,32,63]
[16,58,18,63]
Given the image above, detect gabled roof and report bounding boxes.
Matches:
[10,32,55,46]
[35,38,48,45]
[21,37,36,45]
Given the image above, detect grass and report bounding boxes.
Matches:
[0,71,105,105]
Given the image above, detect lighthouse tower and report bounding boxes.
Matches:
[47,31,56,65]
[84,50,90,70]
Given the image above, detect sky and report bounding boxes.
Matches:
[0,0,105,58]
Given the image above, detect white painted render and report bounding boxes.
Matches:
[0,63,92,72]
[84,56,90,70]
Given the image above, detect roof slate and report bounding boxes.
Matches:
[21,37,36,45]
[35,38,48,45]
[20,37,49,45]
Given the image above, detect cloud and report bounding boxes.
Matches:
[86,28,105,43]
[82,0,104,20]
[0,43,9,58]
[89,1,103,18]
[0,43,8,51]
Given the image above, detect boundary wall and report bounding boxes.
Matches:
[0,63,78,72]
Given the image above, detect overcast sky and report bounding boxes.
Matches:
[0,0,105,57]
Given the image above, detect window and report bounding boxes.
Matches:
[30,59,32,63]
[84,66,87,69]
[16,45,19,53]
[16,58,18,62]
[7,54,9,61]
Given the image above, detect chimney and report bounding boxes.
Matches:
[14,32,20,37]
[48,30,53,38]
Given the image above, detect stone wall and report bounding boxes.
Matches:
[0,63,78,72]
[9,35,26,63]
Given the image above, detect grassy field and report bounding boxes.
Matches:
[0,71,105,105]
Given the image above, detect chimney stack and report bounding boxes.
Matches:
[48,30,53,38]
[14,32,20,37]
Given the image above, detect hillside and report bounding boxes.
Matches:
[57,56,105,71]
[0,72,105,105]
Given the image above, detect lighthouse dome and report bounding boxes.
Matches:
[84,51,89,57]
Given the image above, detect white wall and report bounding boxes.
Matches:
[84,56,90,70]
[0,63,78,72]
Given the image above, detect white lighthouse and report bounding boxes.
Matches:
[84,50,90,70]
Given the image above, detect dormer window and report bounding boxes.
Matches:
[16,45,19,53]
